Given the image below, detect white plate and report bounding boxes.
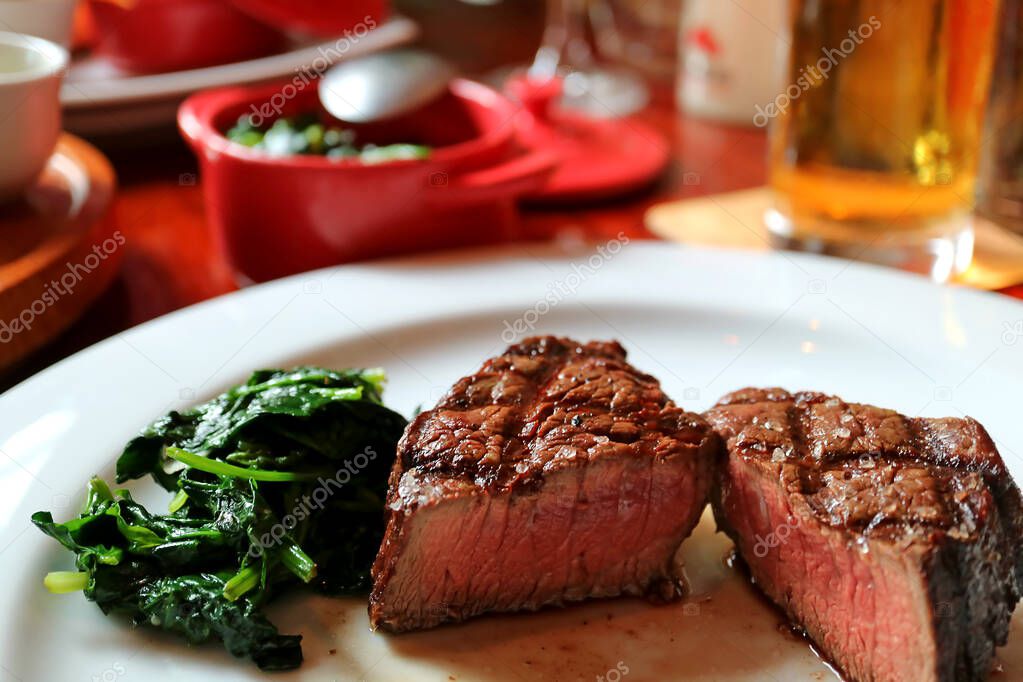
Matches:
[60,17,417,136]
[2,242,1023,681]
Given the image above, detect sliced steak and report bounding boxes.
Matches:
[369,336,717,632]
[705,388,1023,682]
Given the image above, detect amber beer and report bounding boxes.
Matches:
[765,0,1000,278]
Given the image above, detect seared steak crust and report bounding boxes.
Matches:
[706,388,1023,682]
[370,336,717,632]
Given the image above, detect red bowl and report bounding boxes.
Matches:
[228,0,389,38]
[178,79,557,282]
[89,0,285,73]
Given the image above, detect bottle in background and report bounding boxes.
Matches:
[676,0,787,124]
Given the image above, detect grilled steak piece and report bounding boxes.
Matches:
[705,388,1023,682]
[369,336,717,632]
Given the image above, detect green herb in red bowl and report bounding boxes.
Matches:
[225,113,431,164]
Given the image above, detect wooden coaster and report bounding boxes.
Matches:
[0,134,119,372]
[645,187,1023,290]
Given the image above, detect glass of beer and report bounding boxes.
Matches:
[764,0,1001,281]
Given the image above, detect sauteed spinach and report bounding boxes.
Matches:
[32,367,407,671]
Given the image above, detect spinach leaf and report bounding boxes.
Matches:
[139,573,303,671]
[32,480,302,669]
[116,366,404,489]
[33,367,406,671]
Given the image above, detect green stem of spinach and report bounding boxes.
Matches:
[168,489,189,513]
[44,571,89,593]
[85,477,114,508]
[361,367,386,391]
[223,565,261,601]
[281,543,317,583]
[234,374,363,399]
[223,544,316,602]
[165,447,320,482]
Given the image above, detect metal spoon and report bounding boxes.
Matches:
[318,49,456,123]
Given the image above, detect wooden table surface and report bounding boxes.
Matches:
[1,2,1018,389]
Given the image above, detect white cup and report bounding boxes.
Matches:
[0,0,78,47]
[0,31,68,202]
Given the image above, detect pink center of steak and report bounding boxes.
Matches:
[707,388,1023,682]
[369,337,717,632]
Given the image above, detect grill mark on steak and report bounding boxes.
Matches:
[370,336,718,632]
[389,337,708,504]
[706,387,1023,682]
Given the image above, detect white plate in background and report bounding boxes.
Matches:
[60,16,418,136]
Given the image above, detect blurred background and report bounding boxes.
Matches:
[0,0,1020,388]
